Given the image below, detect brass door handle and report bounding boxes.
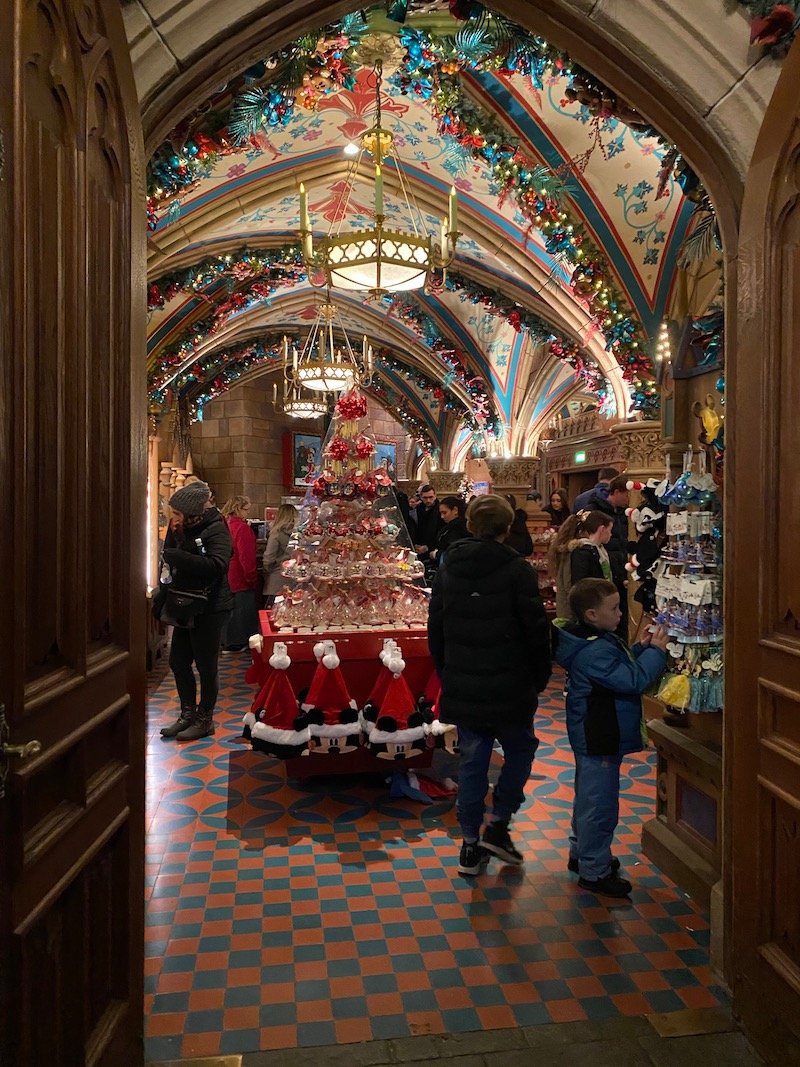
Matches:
[1,740,42,759]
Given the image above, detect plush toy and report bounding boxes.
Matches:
[625,479,667,613]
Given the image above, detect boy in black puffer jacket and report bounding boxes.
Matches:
[428,495,552,876]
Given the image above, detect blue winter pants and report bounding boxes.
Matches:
[569,753,622,880]
[457,725,539,841]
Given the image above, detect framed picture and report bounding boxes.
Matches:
[283,431,322,488]
[374,440,397,481]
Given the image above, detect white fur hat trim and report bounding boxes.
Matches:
[368,724,426,744]
[252,722,310,745]
[426,720,456,735]
[309,720,362,738]
[313,641,327,660]
[322,652,340,669]
[243,711,257,729]
[249,634,264,652]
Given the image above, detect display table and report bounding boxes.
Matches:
[246,611,436,777]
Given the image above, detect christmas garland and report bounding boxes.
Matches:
[146,13,368,226]
[148,323,475,440]
[393,26,657,404]
[741,2,800,53]
[147,242,304,311]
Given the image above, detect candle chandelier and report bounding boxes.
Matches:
[299,60,459,295]
[274,299,375,418]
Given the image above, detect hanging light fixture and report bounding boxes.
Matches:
[285,300,374,392]
[272,367,328,420]
[299,60,459,295]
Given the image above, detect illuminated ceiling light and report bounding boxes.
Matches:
[655,320,672,364]
[299,61,458,295]
[343,142,359,156]
[285,301,374,393]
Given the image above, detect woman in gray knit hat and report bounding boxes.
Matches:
[154,481,233,741]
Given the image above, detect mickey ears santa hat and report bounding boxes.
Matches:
[367,654,429,753]
[300,641,360,745]
[245,643,310,755]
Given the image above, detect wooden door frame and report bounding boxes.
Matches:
[728,34,800,1061]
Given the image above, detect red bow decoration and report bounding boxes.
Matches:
[326,436,350,460]
[750,4,796,45]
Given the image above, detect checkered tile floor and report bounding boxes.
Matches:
[145,655,726,1061]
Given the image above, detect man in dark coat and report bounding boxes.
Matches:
[428,495,552,876]
[413,483,444,576]
[572,467,620,514]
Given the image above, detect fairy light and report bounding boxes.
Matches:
[655,321,672,364]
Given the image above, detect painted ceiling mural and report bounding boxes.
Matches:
[145,2,703,467]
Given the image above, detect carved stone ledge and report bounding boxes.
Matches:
[485,457,539,487]
[610,420,665,475]
[429,470,462,494]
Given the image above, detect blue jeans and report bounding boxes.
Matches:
[457,725,539,840]
[569,753,622,879]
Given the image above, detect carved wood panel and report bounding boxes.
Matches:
[0,1,145,1064]
[731,35,800,1063]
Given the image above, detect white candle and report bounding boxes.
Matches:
[449,186,457,233]
[440,219,447,252]
[375,164,383,217]
[299,182,309,230]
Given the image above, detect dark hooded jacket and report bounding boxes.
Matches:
[427,538,551,733]
[553,620,665,757]
[160,507,233,613]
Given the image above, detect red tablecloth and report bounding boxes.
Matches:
[245,612,437,777]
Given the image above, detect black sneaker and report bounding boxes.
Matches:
[568,856,620,874]
[578,872,632,898]
[458,841,488,876]
[481,821,524,866]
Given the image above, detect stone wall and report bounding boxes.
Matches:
[187,380,411,512]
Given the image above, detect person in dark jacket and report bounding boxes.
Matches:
[157,481,233,741]
[413,484,444,573]
[430,495,470,566]
[572,467,620,514]
[554,578,667,897]
[428,495,552,876]
[503,495,533,557]
[579,475,630,635]
[543,488,570,529]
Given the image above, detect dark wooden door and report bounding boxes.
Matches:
[0,1,146,1064]
[730,34,800,1066]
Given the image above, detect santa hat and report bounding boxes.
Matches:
[246,643,310,758]
[299,641,360,752]
[366,656,431,759]
[422,672,459,754]
[360,640,403,734]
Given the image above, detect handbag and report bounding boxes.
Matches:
[159,587,209,629]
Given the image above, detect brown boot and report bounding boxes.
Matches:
[161,704,195,738]
[176,707,214,742]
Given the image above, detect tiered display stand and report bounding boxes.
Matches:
[245,384,435,776]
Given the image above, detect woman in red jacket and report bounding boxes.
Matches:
[219,496,259,652]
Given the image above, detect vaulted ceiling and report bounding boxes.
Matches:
[142,3,699,467]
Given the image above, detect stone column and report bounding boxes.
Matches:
[485,457,540,502]
[610,420,666,484]
[428,470,462,496]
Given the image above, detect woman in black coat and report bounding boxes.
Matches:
[428,495,551,875]
[156,481,233,741]
[503,494,533,557]
[430,495,470,566]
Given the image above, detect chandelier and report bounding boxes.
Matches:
[273,299,375,421]
[299,61,458,295]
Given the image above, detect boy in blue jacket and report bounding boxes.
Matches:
[554,578,668,897]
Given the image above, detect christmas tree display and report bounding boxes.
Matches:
[272,384,429,631]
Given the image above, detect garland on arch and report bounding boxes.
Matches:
[394,30,657,406]
[439,271,622,411]
[147,243,305,311]
[146,13,368,227]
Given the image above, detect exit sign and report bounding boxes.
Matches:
[574,450,587,464]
